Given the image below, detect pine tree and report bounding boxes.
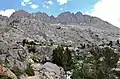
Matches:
[52,45,72,71]
[71,46,120,79]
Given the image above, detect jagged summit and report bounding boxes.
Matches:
[9,10,101,24]
[10,10,30,18]
[8,10,119,32]
[8,10,113,25]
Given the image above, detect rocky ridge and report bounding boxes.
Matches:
[0,10,119,46]
[0,10,120,79]
[9,10,119,32]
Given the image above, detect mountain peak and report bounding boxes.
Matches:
[8,10,119,32]
[75,12,83,15]
[10,10,30,18]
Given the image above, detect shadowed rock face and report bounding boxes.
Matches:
[10,10,30,18]
[33,12,50,22]
[56,12,78,24]
[75,12,84,24]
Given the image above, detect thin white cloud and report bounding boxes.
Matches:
[43,4,46,7]
[28,2,32,4]
[42,1,52,9]
[46,6,49,9]
[57,0,68,5]
[23,0,30,3]
[44,1,53,5]
[21,0,39,9]
[60,8,63,11]
[30,4,39,9]
[43,5,49,9]
[47,1,53,5]
[21,2,26,6]
[21,0,30,6]
[88,0,120,28]
[0,9,15,17]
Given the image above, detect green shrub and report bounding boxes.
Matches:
[108,41,113,47]
[52,45,64,66]
[49,39,54,46]
[0,60,10,68]
[25,63,34,76]
[30,53,40,63]
[30,53,40,59]
[80,44,86,49]
[71,46,120,79]
[52,45,73,71]
[0,75,12,79]
[116,40,119,44]
[10,67,24,77]
[27,45,36,53]
[22,39,26,47]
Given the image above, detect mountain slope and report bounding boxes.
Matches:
[9,10,119,32]
[0,10,120,79]
[0,10,119,47]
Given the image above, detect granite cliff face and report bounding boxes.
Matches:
[0,10,120,79]
[0,10,118,43]
[0,10,119,64]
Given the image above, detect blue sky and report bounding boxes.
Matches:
[0,0,120,28]
[0,0,99,16]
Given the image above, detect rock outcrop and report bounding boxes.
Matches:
[0,65,17,79]
[31,62,66,79]
[0,40,27,70]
